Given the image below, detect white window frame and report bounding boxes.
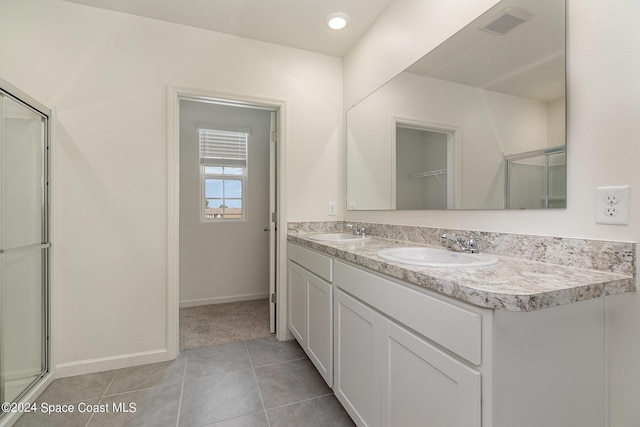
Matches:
[199,128,249,222]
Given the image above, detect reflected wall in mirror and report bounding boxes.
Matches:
[346,0,565,210]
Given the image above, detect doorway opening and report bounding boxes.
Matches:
[391,118,459,209]
[168,91,282,355]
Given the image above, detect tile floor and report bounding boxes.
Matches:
[13,337,355,426]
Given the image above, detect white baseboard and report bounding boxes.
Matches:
[55,349,172,378]
[179,292,269,309]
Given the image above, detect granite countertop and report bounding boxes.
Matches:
[287,232,636,312]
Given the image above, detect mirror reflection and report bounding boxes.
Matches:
[346,0,565,210]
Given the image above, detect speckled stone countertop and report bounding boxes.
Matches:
[287,229,636,312]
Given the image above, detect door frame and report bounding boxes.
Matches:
[167,86,288,358]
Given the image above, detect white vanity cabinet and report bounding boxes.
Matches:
[334,288,481,427]
[332,259,605,427]
[287,243,333,386]
[380,320,481,427]
[334,289,381,426]
[334,261,482,427]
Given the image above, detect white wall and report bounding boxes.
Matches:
[344,0,640,425]
[0,0,342,375]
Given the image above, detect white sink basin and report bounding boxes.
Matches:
[308,233,371,242]
[377,247,498,268]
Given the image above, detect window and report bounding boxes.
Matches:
[199,128,248,221]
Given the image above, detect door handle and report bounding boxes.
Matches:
[264,226,270,231]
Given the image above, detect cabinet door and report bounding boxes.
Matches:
[334,290,380,427]
[287,261,307,345]
[380,320,481,427]
[307,273,333,387]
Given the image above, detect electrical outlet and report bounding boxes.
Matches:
[605,194,620,205]
[596,186,629,225]
[604,206,618,217]
[328,202,336,216]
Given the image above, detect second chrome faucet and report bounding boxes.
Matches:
[346,224,367,237]
[441,233,483,253]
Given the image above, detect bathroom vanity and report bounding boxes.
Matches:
[287,224,635,427]
[287,243,334,386]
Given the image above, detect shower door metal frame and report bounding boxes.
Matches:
[0,77,51,410]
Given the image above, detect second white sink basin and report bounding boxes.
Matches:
[308,233,371,242]
[378,247,498,268]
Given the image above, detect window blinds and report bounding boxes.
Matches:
[199,129,248,167]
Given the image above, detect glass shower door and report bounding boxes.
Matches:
[546,151,566,208]
[506,155,546,209]
[0,91,49,405]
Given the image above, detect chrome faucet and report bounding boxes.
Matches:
[346,224,367,237]
[441,233,483,253]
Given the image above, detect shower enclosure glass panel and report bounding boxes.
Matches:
[0,90,49,407]
[505,147,566,209]
[547,151,567,207]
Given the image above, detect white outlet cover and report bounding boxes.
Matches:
[596,186,630,225]
[328,202,336,216]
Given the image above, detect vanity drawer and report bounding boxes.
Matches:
[334,260,482,365]
[288,243,333,282]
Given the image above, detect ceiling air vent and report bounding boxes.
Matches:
[480,8,532,35]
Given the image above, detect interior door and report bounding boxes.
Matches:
[0,91,49,405]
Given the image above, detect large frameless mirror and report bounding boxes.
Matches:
[346,0,566,210]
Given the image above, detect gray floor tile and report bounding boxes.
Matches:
[179,369,263,426]
[206,411,269,426]
[104,353,186,396]
[246,337,306,367]
[185,341,252,381]
[254,358,331,409]
[13,399,98,427]
[35,371,115,404]
[267,395,355,427]
[18,336,354,427]
[88,383,181,427]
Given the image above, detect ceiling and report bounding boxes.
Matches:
[61,0,394,57]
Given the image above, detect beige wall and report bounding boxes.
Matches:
[344,0,640,425]
[0,0,343,375]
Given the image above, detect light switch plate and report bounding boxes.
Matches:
[596,186,629,225]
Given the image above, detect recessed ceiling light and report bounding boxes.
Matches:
[326,12,349,30]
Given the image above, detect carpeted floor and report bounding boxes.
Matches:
[179,299,273,351]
